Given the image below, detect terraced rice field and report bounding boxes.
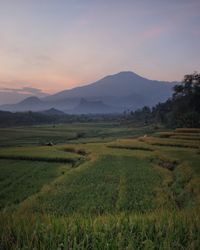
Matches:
[0,124,199,249]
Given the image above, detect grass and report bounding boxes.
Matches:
[140,136,200,149]
[18,155,161,215]
[108,145,154,151]
[0,123,153,147]
[156,130,200,141]
[0,211,199,250]
[0,160,71,210]
[0,124,199,249]
[0,145,83,165]
[175,128,200,133]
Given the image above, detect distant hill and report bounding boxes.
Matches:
[1,96,47,112]
[40,108,66,116]
[70,98,116,114]
[0,89,48,106]
[0,71,176,113]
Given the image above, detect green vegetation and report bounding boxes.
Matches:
[0,124,199,249]
[0,123,150,146]
[19,155,161,215]
[126,72,200,128]
[0,145,82,164]
[1,212,199,250]
[0,160,71,210]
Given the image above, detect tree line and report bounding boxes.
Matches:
[127,72,200,128]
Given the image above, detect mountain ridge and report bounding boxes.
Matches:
[44,71,174,102]
[0,71,176,113]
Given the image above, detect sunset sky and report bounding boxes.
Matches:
[0,0,200,95]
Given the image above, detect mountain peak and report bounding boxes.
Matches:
[98,71,147,86]
[19,96,43,105]
[116,71,139,76]
[105,71,143,78]
[41,108,65,116]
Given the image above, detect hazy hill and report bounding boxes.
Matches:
[1,96,47,112]
[40,108,66,116]
[0,71,175,113]
[0,89,48,106]
[70,98,116,114]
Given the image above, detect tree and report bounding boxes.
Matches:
[171,72,200,127]
[128,72,200,128]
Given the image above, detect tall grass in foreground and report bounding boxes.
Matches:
[0,211,199,250]
[0,127,200,249]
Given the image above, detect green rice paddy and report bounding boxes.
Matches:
[0,124,199,249]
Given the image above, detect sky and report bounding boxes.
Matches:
[0,0,200,96]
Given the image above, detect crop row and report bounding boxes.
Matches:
[19,155,162,215]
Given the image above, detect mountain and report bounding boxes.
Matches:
[0,71,176,113]
[18,96,43,106]
[44,71,174,101]
[1,96,46,112]
[0,91,32,106]
[70,98,116,114]
[40,108,66,116]
[0,89,48,105]
[43,71,175,112]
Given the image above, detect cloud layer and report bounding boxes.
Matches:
[0,86,48,105]
[1,87,47,96]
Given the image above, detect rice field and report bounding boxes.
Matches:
[0,124,199,249]
[0,160,71,210]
